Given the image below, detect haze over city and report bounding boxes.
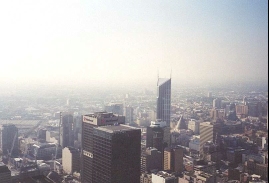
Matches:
[0,1,268,182]
[0,0,268,91]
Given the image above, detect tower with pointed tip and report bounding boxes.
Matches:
[157,78,171,128]
[174,115,187,131]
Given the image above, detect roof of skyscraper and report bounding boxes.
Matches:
[96,124,139,133]
[157,78,170,86]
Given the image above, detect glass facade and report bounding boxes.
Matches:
[157,78,171,128]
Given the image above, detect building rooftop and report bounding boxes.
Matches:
[154,171,176,180]
[0,162,10,173]
[96,124,139,133]
[84,112,118,118]
[157,78,170,86]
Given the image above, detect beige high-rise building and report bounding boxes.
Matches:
[199,122,214,157]
[62,146,80,174]
[163,147,184,173]
[235,104,248,117]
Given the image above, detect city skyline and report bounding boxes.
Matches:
[0,0,267,89]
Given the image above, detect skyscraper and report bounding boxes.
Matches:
[105,103,123,115]
[157,78,171,128]
[199,122,220,157]
[163,147,184,173]
[62,146,80,174]
[213,98,222,109]
[81,112,125,183]
[146,120,170,152]
[60,113,74,148]
[141,147,162,173]
[0,124,18,156]
[123,105,134,124]
[92,125,141,183]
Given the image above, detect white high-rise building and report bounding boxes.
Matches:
[62,146,80,174]
[188,119,200,134]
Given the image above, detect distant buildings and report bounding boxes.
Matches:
[213,98,222,109]
[188,119,200,134]
[0,124,18,155]
[123,105,134,124]
[31,143,62,160]
[105,103,123,115]
[151,171,177,183]
[210,108,225,121]
[189,135,200,152]
[207,92,212,98]
[157,78,171,128]
[236,104,248,118]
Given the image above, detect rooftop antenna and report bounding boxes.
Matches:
[157,68,159,86]
[170,67,172,79]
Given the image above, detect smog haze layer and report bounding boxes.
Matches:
[0,0,268,91]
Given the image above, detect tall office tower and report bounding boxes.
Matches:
[0,162,11,183]
[60,114,74,148]
[199,122,220,157]
[235,104,248,118]
[0,124,18,155]
[248,102,262,117]
[157,78,171,128]
[210,108,225,121]
[207,92,212,98]
[146,120,170,152]
[123,105,134,124]
[105,103,123,115]
[213,98,222,109]
[73,112,82,141]
[163,147,184,173]
[188,119,200,134]
[62,146,80,174]
[141,147,162,173]
[174,115,187,130]
[92,125,141,183]
[81,112,125,183]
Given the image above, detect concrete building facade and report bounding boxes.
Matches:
[62,146,80,174]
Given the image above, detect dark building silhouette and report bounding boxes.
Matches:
[105,103,123,115]
[163,147,184,173]
[157,78,171,128]
[60,114,74,148]
[0,162,11,183]
[0,124,18,156]
[141,147,162,173]
[81,112,125,183]
[92,125,141,183]
[146,120,170,152]
[174,115,187,130]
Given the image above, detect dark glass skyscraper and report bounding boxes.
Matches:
[157,78,171,128]
[60,114,74,148]
[0,124,18,156]
[81,112,125,183]
[92,125,141,183]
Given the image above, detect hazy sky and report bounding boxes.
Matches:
[0,0,268,89]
